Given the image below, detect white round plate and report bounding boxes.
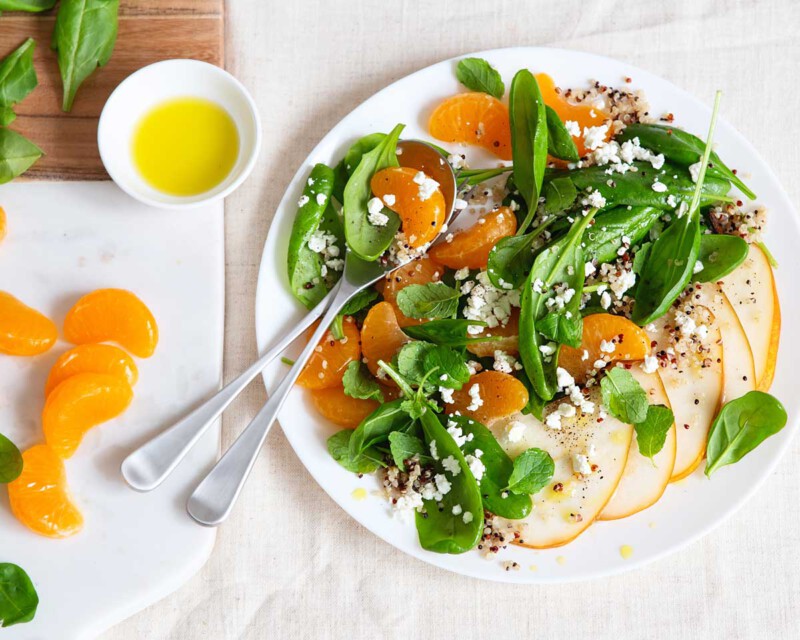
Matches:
[255,47,798,583]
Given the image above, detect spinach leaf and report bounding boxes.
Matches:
[705,391,787,476]
[331,158,348,204]
[486,217,555,289]
[342,361,383,402]
[414,411,483,554]
[331,288,378,339]
[0,38,37,126]
[348,399,413,460]
[0,563,38,627]
[327,430,382,474]
[600,367,649,424]
[402,319,495,347]
[545,106,579,162]
[423,345,470,390]
[388,431,428,471]
[542,176,577,215]
[455,57,504,99]
[396,282,460,320]
[0,128,42,184]
[619,122,756,200]
[455,415,532,519]
[632,241,651,274]
[53,0,119,112]
[459,165,512,187]
[518,371,545,420]
[634,404,674,459]
[537,311,582,347]
[0,0,55,10]
[695,233,748,283]
[508,69,547,232]
[344,132,385,174]
[343,124,403,260]
[506,448,554,495]
[286,163,338,309]
[0,433,23,483]
[519,210,596,400]
[582,206,662,266]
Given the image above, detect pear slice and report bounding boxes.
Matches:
[599,367,676,520]
[720,244,780,392]
[492,387,633,549]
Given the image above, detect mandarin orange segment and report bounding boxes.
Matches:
[380,256,443,327]
[370,167,445,247]
[309,386,380,429]
[7,444,84,538]
[63,288,158,358]
[45,344,139,397]
[43,373,134,458]
[429,206,517,269]
[558,313,651,383]
[428,92,512,160]
[297,316,361,390]
[445,371,528,425]
[0,291,57,356]
[466,307,520,358]
[361,301,411,384]
[536,73,611,158]
[0,206,6,243]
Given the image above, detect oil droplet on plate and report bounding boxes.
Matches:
[351,488,367,501]
[556,555,567,566]
[619,544,634,559]
[648,521,657,529]
[529,564,538,572]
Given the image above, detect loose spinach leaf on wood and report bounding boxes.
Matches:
[0,563,39,628]
[0,433,23,483]
[396,282,460,320]
[545,106,579,162]
[455,57,504,99]
[600,367,649,424]
[53,0,119,112]
[506,447,554,495]
[0,127,43,184]
[634,404,674,460]
[0,38,37,126]
[695,233,748,283]
[0,0,55,10]
[705,391,787,477]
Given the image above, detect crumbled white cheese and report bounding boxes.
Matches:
[451,503,463,515]
[297,194,310,207]
[693,260,704,274]
[316,193,327,206]
[556,367,575,390]
[434,473,452,496]
[446,424,468,448]
[545,412,562,430]
[557,402,576,418]
[564,120,581,137]
[493,350,522,373]
[585,261,597,277]
[641,354,659,374]
[439,386,455,404]
[506,421,527,443]
[689,161,702,183]
[413,171,440,201]
[583,124,610,150]
[462,270,520,334]
[453,198,468,210]
[571,453,592,476]
[454,267,470,281]
[652,181,668,193]
[467,384,484,412]
[582,189,607,209]
[383,194,396,207]
[447,153,467,169]
[441,455,461,476]
[465,454,485,482]
[599,339,616,354]
[462,511,474,524]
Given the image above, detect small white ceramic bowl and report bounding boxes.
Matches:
[98,59,261,210]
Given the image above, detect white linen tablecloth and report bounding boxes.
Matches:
[105,0,800,637]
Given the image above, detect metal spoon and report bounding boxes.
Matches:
[121,140,456,496]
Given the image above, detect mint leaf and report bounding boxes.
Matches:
[600,367,649,424]
[340,288,378,316]
[422,345,470,390]
[634,404,674,459]
[396,282,460,320]
[506,448,554,495]
[396,341,436,386]
[342,361,383,402]
[456,57,505,99]
[0,433,22,483]
[388,431,428,471]
[327,430,382,474]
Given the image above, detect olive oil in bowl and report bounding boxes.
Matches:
[132,97,239,197]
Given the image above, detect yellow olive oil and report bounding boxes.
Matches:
[132,97,239,196]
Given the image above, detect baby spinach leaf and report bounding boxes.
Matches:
[537,311,582,347]
[632,241,652,275]
[402,319,494,347]
[634,404,674,459]
[455,57,504,99]
[456,416,532,519]
[342,361,384,402]
[348,399,413,460]
[343,124,403,260]
[396,282,460,320]
[340,288,378,316]
[0,127,42,184]
[509,69,547,232]
[415,411,483,554]
[327,430,382,474]
[388,431,428,471]
[545,106,579,162]
[344,132,386,174]
[0,0,55,10]
[423,345,470,390]
[0,563,38,627]
[0,38,37,126]
[486,217,555,289]
[619,122,756,200]
[53,0,119,112]
[506,447,554,495]
[582,206,662,266]
[542,175,577,214]
[459,165,512,187]
[600,367,649,424]
[705,391,787,477]
[331,159,348,204]
[695,233,748,283]
[0,433,23,483]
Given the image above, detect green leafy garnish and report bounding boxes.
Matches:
[343,132,386,174]
[634,404,674,460]
[388,431,428,471]
[422,345,470,390]
[695,234,748,283]
[0,127,42,184]
[396,282,460,320]
[0,433,23,483]
[506,448,555,495]
[0,563,39,628]
[486,217,555,289]
[455,57,505,99]
[328,430,382,474]
[348,399,414,461]
[600,367,649,424]
[342,361,384,402]
[401,319,494,347]
[542,175,578,214]
[0,38,37,126]
[0,0,55,10]
[545,106,579,162]
[396,341,437,387]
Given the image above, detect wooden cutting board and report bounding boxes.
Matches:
[0,0,224,180]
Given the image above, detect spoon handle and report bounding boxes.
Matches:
[186,279,356,526]
[120,285,339,492]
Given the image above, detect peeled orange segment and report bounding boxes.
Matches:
[0,291,57,356]
[361,301,411,384]
[7,444,84,538]
[536,73,611,158]
[45,344,139,397]
[297,316,361,390]
[43,372,134,458]
[430,206,517,270]
[63,288,158,358]
[445,371,528,425]
[0,206,6,243]
[370,167,446,247]
[379,256,443,327]
[466,307,520,358]
[429,92,512,160]
[309,386,380,429]
[559,313,651,384]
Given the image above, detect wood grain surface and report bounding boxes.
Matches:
[0,0,223,181]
